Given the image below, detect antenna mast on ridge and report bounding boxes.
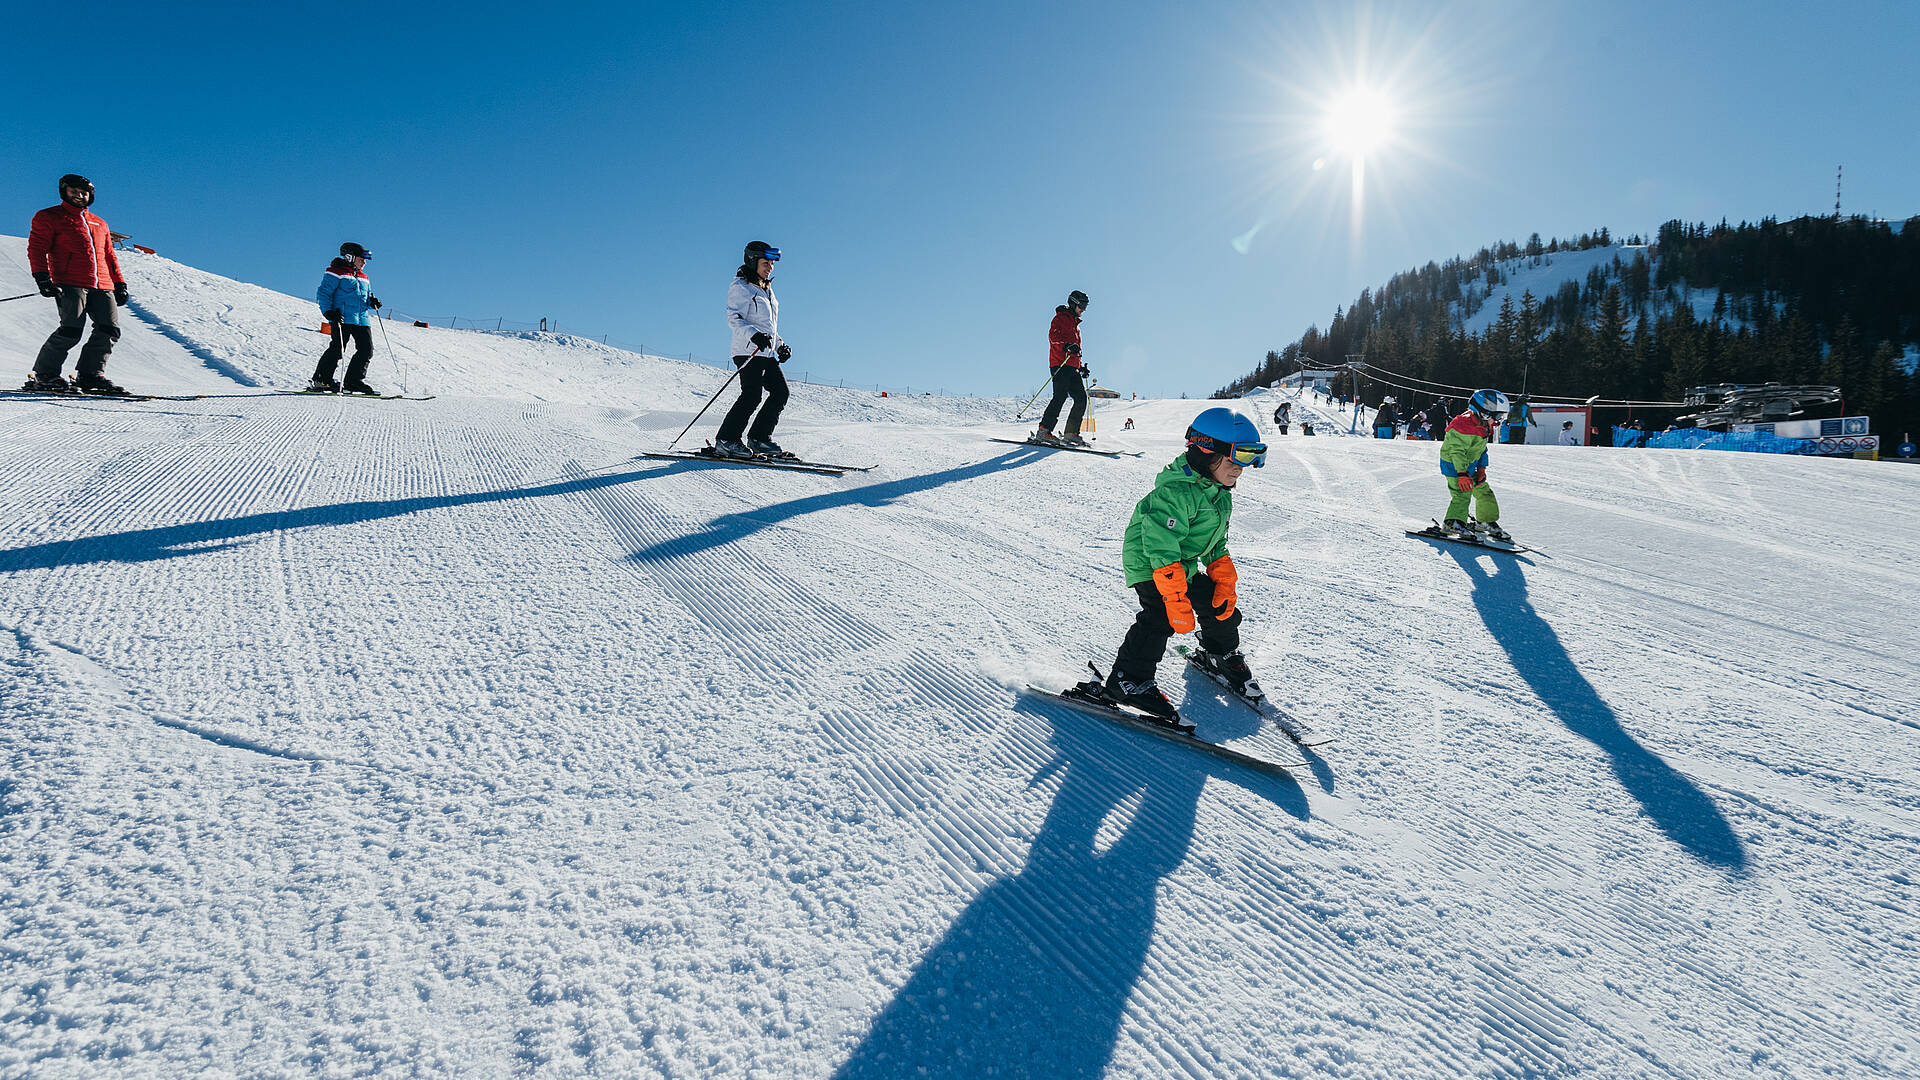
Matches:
[1835,164,1843,218]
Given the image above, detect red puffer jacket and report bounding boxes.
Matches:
[1048,306,1082,369]
[27,203,124,290]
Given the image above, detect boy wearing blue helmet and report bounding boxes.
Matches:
[1096,407,1266,726]
[1440,389,1511,542]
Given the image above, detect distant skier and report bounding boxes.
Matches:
[24,174,130,394]
[1374,396,1399,439]
[1033,290,1091,447]
[1503,395,1537,444]
[1440,389,1511,542]
[1409,409,1430,440]
[1272,400,1291,435]
[1123,417,1135,430]
[715,241,792,459]
[1091,407,1266,727]
[309,242,383,394]
[1558,419,1581,446]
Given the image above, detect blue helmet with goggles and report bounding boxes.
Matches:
[744,240,780,264]
[1186,407,1266,468]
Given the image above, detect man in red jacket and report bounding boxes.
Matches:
[1033,289,1091,447]
[25,174,130,394]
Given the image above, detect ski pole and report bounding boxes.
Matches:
[1014,373,1051,419]
[667,351,754,450]
[1,292,38,303]
[374,311,405,393]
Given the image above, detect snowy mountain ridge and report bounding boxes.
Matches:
[2,240,1918,1079]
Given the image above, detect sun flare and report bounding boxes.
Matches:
[1323,87,1396,160]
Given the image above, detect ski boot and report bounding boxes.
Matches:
[1189,647,1262,700]
[746,437,797,461]
[1477,521,1513,544]
[1059,431,1089,448]
[711,438,757,460]
[1030,426,1062,446]
[305,377,341,394]
[1441,518,1473,538]
[1103,672,1192,731]
[76,375,131,396]
[342,380,382,396]
[21,374,75,394]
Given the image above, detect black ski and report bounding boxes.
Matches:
[1174,644,1332,747]
[274,389,436,401]
[988,437,1141,458]
[1406,519,1530,555]
[640,449,846,476]
[3,388,203,402]
[1025,665,1306,773]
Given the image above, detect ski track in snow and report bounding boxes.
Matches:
[1,237,1918,1078]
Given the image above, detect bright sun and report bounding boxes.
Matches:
[1323,87,1396,159]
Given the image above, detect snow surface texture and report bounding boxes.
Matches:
[3,238,1919,1079]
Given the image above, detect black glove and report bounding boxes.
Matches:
[368,296,381,310]
[113,283,129,306]
[776,343,791,363]
[324,309,343,324]
[34,273,57,298]
[750,331,773,352]
[1063,342,1080,357]
[1081,367,1092,381]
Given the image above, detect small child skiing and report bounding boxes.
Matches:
[1087,407,1266,728]
[310,242,382,394]
[1439,389,1511,542]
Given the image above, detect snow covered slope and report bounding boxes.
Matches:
[3,243,1918,1079]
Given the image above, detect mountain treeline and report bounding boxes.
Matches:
[1222,216,1920,440]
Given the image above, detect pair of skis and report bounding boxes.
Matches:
[1405,519,1533,555]
[988,436,1142,458]
[1027,653,1330,775]
[274,389,437,401]
[640,442,876,477]
[3,387,203,402]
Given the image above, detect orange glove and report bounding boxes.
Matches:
[1206,554,1238,620]
[1455,474,1475,492]
[1152,563,1196,633]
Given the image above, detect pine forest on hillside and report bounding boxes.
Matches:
[1224,216,1920,438]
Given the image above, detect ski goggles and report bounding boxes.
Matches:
[754,247,781,262]
[1227,442,1268,467]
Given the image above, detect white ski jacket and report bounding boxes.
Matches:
[727,275,782,359]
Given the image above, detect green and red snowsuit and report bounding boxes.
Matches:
[1440,412,1501,524]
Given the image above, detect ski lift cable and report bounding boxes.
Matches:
[1356,359,1687,408]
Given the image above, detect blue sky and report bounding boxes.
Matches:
[4,0,1915,398]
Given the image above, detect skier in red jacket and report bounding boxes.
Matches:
[1033,290,1091,447]
[24,175,130,395]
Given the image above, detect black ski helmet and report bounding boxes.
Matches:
[743,240,780,265]
[1067,290,1090,310]
[59,174,94,206]
[340,242,372,260]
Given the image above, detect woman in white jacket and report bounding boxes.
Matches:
[715,241,792,459]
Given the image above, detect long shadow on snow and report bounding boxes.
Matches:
[835,700,1305,1080]
[1443,546,1747,870]
[121,298,264,387]
[0,464,691,573]
[629,448,1045,564]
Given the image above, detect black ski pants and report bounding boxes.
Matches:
[34,285,120,381]
[1112,572,1241,686]
[1039,365,1088,435]
[314,323,374,384]
[716,354,789,444]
